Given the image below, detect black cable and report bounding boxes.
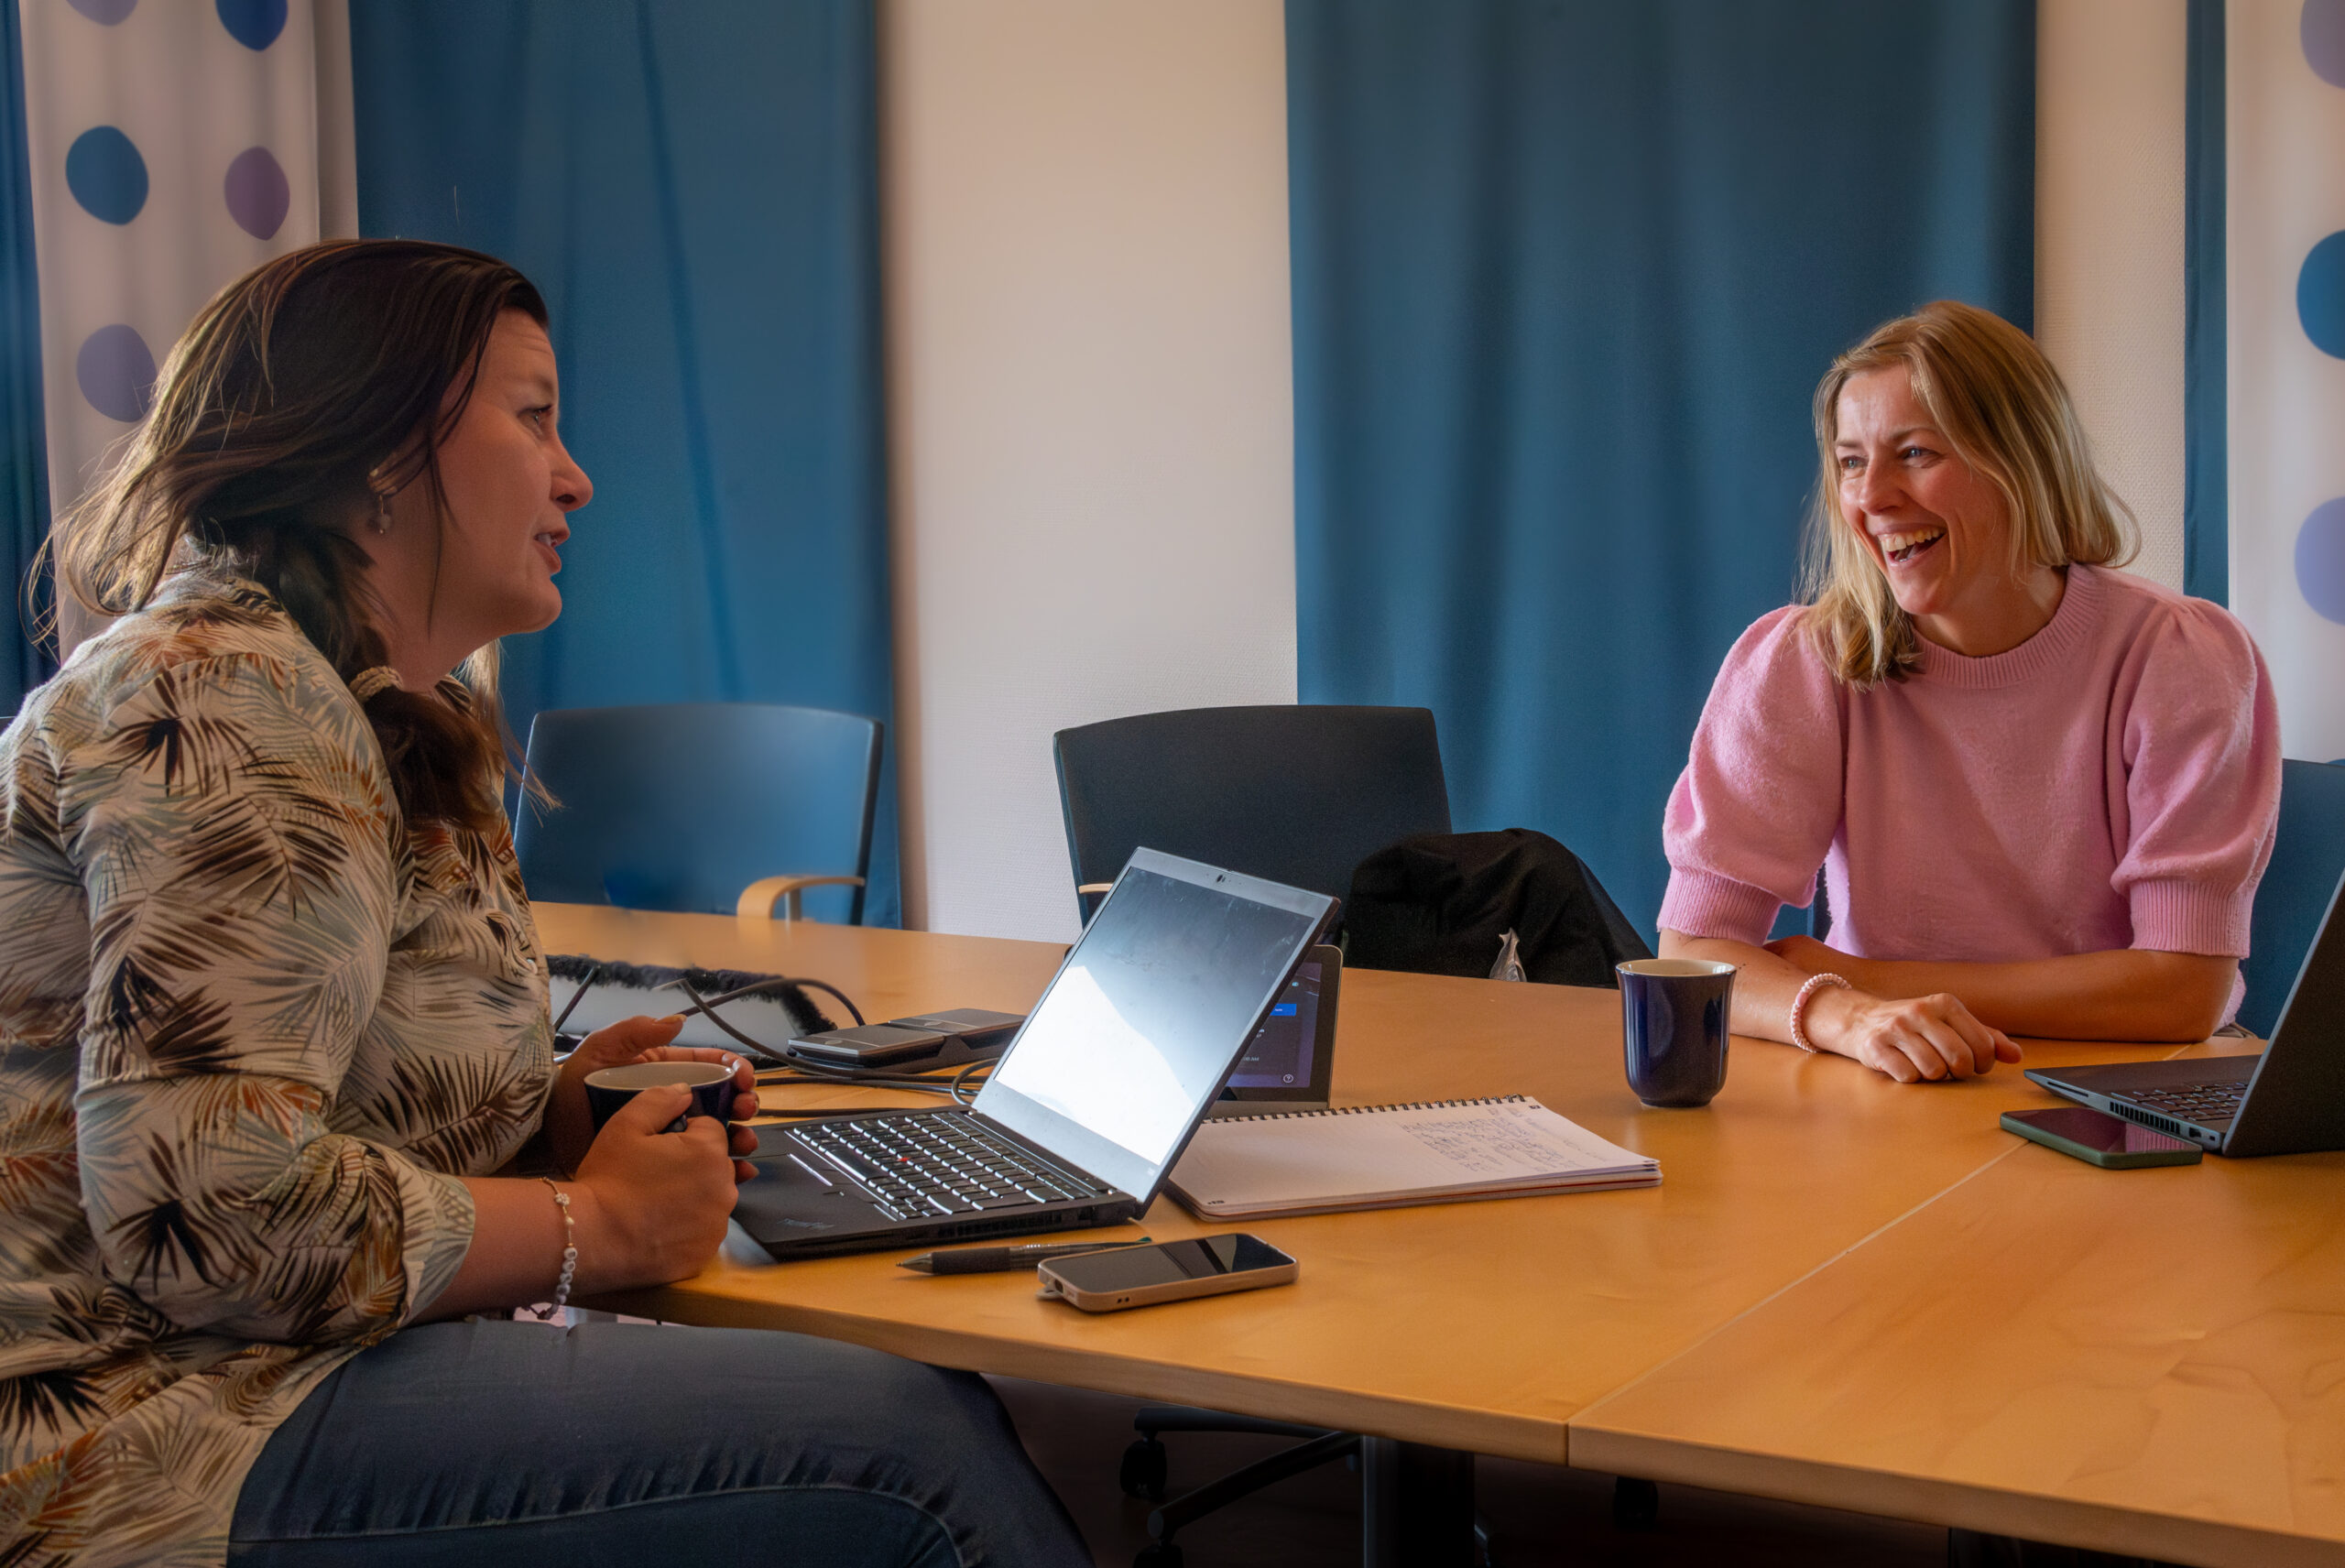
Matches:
[558,966,989,1122]
[666,976,793,1065]
[551,965,865,1053]
[767,1071,987,1096]
[658,975,998,1107]
[551,961,603,1035]
[751,1059,995,1098]
[691,975,866,1028]
[751,1105,952,1120]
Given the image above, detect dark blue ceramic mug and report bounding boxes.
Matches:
[1617,958,1736,1108]
[584,1061,735,1133]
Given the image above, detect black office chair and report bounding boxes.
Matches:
[514,702,882,923]
[1053,703,1452,925]
[2239,758,2345,1038]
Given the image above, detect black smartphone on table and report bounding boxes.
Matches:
[2001,1105,2203,1168]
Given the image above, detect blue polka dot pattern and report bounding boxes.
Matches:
[224,147,290,239]
[75,324,156,422]
[2307,0,2345,89]
[214,0,287,51]
[64,126,147,225]
[2299,499,2345,625]
[64,0,137,22]
[2301,232,2345,359]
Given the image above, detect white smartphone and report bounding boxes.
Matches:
[1036,1235,1298,1313]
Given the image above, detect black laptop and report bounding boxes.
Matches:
[2026,866,2345,1157]
[732,848,1337,1259]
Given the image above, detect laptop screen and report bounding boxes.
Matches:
[975,851,1331,1200]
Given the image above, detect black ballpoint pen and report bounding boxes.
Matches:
[900,1238,1151,1276]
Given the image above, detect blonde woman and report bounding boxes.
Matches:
[1658,301,2281,1082]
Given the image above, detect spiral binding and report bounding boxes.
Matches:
[1216,1094,1532,1123]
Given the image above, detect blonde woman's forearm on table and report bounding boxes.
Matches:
[1660,930,2021,1083]
[1765,935,2236,1043]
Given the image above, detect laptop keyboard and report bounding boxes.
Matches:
[2132,1080,2247,1122]
[794,1114,1113,1219]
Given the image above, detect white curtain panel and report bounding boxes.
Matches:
[2228,0,2345,761]
[17,0,350,643]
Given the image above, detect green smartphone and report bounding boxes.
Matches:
[2001,1105,2203,1168]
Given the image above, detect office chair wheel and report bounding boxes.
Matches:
[1120,1436,1170,1500]
[1612,1475,1660,1530]
[1132,1544,1183,1568]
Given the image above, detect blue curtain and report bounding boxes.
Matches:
[2185,0,2226,604]
[0,0,52,715]
[1287,0,2036,938]
[349,0,898,925]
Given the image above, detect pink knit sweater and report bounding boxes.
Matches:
[1659,566,2281,973]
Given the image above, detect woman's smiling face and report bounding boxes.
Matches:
[1833,366,2020,637]
[427,310,592,642]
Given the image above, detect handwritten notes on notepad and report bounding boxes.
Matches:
[1167,1095,1660,1219]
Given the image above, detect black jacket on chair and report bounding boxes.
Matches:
[1344,828,1652,987]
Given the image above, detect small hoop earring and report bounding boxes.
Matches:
[369,490,392,537]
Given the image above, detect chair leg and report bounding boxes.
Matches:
[1361,1437,1476,1568]
[1140,1430,1362,1554]
[1122,1407,1489,1567]
[1612,1475,1660,1530]
[1119,1432,1170,1501]
[1122,1406,1345,1503]
[1474,1510,1504,1568]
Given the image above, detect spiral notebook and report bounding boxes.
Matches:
[1165,1094,1660,1219]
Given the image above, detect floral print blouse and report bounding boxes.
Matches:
[0,573,553,1567]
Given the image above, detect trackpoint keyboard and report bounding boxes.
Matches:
[2132,1081,2247,1122]
[792,1115,1112,1221]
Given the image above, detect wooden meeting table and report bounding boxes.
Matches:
[537,903,2344,1568]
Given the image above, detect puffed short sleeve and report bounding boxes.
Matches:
[1659,607,1846,945]
[2111,600,2280,958]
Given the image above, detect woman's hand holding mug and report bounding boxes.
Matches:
[545,1014,759,1177]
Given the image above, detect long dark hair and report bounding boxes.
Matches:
[51,240,550,832]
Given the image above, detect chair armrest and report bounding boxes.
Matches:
[736,874,867,921]
[1076,883,1115,898]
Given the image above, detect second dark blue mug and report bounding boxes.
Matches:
[1617,958,1736,1108]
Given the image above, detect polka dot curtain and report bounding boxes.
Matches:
[2229,0,2345,762]
[17,0,325,645]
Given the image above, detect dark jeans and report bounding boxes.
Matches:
[228,1319,1091,1567]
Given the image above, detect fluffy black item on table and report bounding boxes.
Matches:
[546,953,837,1035]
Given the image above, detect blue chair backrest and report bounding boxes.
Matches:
[515,702,882,922]
[2239,757,2345,1038]
[1053,704,1452,917]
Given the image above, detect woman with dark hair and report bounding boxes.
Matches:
[1659,300,2282,1081]
[0,241,1089,1567]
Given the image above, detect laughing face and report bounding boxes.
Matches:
[1833,366,2034,651]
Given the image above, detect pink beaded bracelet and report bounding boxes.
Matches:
[1788,972,1851,1053]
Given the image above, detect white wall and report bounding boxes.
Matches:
[881,0,1298,942]
[2036,0,2189,591]
[881,0,2194,939]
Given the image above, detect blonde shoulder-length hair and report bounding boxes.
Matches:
[1803,299,2137,687]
